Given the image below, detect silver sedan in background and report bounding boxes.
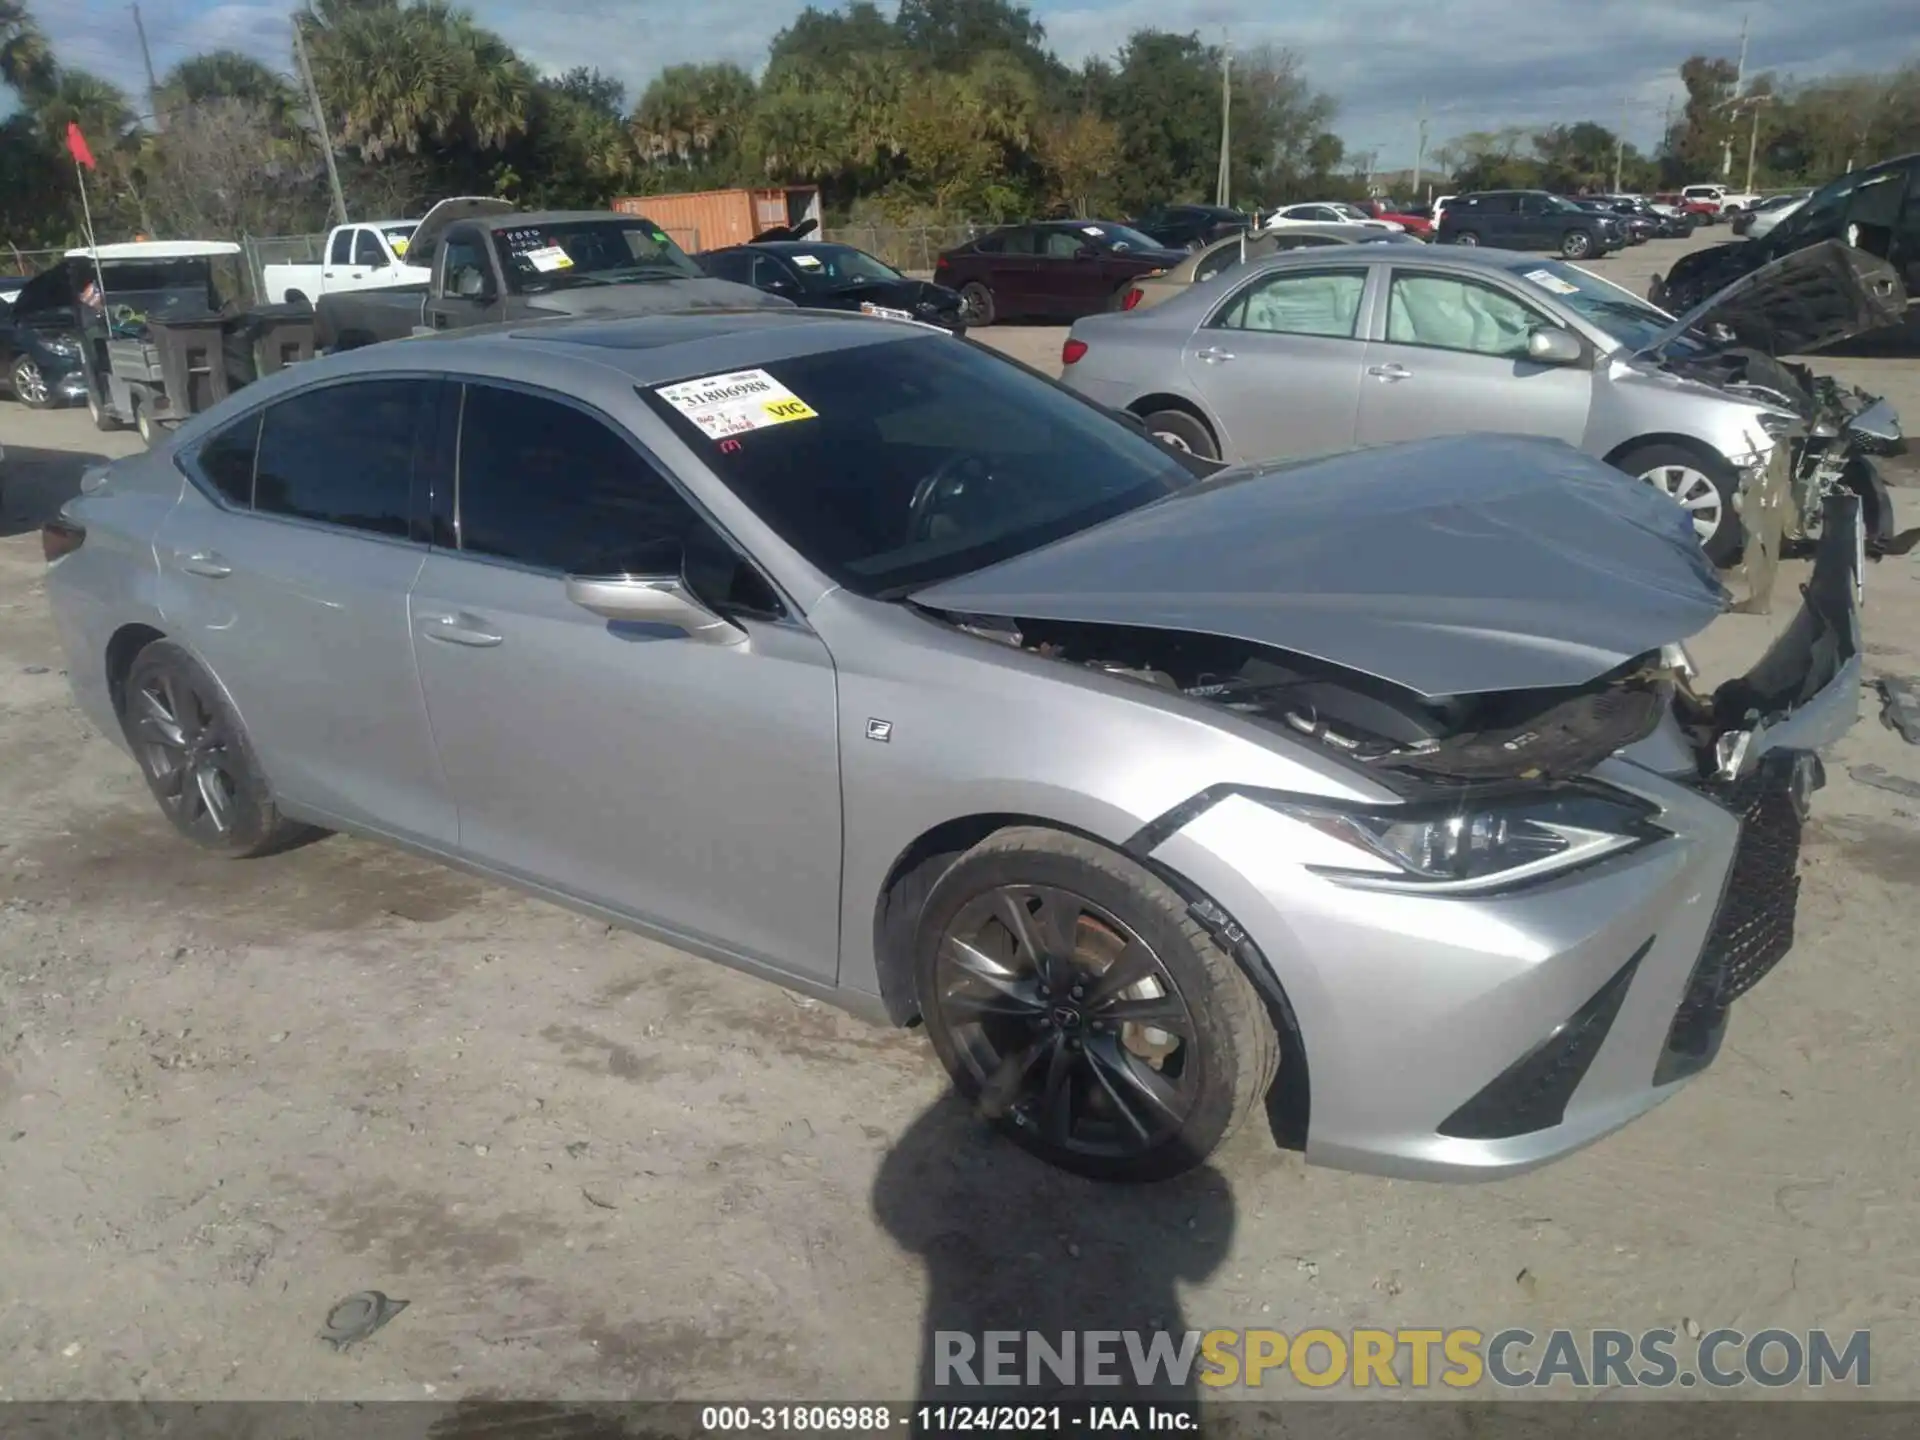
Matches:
[43,311,1861,1184]
[1061,244,1819,566]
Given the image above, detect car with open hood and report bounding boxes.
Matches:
[1060,239,1903,568]
[312,196,788,351]
[698,236,965,333]
[1652,153,1920,313]
[44,309,1861,1184]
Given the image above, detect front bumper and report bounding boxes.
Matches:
[1148,499,1862,1182]
[52,367,90,403]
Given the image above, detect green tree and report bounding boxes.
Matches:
[548,65,624,121]
[1667,54,1740,183]
[1,0,52,101]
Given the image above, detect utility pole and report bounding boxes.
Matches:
[1723,12,1748,179]
[293,17,348,228]
[1215,39,1232,208]
[1742,95,1771,194]
[131,3,164,132]
[1363,150,1376,195]
[1412,97,1429,202]
[1613,90,1628,193]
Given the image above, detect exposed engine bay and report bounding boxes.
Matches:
[943,612,1717,785]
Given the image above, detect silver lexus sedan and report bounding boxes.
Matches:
[43,311,1862,1183]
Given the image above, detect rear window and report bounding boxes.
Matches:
[638,338,1194,597]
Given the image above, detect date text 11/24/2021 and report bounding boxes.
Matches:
[700,1404,1197,1434]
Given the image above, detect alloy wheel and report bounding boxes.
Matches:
[130,669,240,841]
[932,883,1201,1160]
[1642,464,1724,543]
[1152,429,1193,453]
[11,358,48,405]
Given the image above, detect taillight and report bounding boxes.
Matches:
[935,256,950,271]
[1120,288,1144,311]
[42,518,85,562]
[1062,338,1088,365]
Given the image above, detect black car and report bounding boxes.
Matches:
[0,278,90,410]
[1568,197,1652,244]
[698,240,966,333]
[1652,153,1920,314]
[1437,190,1626,259]
[1607,197,1694,239]
[1127,204,1253,251]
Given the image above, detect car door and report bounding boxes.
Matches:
[320,227,354,290]
[344,226,390,290]
[153,377,454,845]
[424,224,503,332]
[749,252,805,305]
[1355,266,1594,449]
[1512,194,1555,249]
[984,227,1040,316]
[1180,263,1372,461]
[408,382,844,982]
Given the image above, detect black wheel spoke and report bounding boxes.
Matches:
[1084,1043,1155,1143]
[195,760,233,833]
[135,687,186,750]
[991,888,1049,981]
[1088,1035,1186,1131]
[978,1037,1045,1119]
[1038,1036,1076,1146]
[1029,886,1082,969]
[1082,938,1162,1007]
[1097,993,1192,1036]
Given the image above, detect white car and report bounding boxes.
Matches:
[262,220,424,306]
[1264,202,1404,233]
[1682,184,1762,215]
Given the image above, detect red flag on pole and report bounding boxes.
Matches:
[66,122,97,170]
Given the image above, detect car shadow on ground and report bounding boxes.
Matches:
[871,1093,1235,1425]
[0,443,111,538]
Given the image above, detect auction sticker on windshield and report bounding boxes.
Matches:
[1524,268,1582,296]
[655,369,818,439]
[523,245,574,272]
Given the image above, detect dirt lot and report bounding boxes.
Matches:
[3,233,1920,1405]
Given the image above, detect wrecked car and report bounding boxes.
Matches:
[44,312,1861,1184]
[1059,238,1902,573]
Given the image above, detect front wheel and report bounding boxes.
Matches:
[914,827,1278,1182]
[134,398,158,448]
[1139,408,1219,461]
[1560,228,1594,260]
[119,640,318,857]
[957,282,996,327]
[9,355,52,408]
[1451,230,1480,247]
[1619,443,1741,567]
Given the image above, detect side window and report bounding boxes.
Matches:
[1386,272,1544,358]
[328,229,352,265]
[750,254,793,289]
[441,232,493,298]
[353,229,386,267]
[1845,172,1905,247]
[971,232,1006,254]
[995,228,1038,256]
[1478,195,1516,215]
[1194,246,1243,282]
[455,385,704,575]
[1214,269,1367,338]
[253,380,430,537]
[1041,229,1085,258]
[193,411,261,507]
[703,250,747,283]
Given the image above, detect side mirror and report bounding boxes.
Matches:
[1525,326,1584,366]
[565,573,747,647]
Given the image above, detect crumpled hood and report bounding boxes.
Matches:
[525,277,795,317]
[912,434,1728,699]
[1645,239,1907,360]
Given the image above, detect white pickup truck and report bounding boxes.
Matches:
[1682,184,1763,215]
[262,220,425,305]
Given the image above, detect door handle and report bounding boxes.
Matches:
[1367,363,1412,382]
[177,551,231,578]
[1195,346,1235,363]
[419,613,503,648]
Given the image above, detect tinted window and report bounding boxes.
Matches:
[329,230,352,265]
[1215,269,1367,337]
[353,229,386,267]
[442,233,493,298]
[994,228,1038,256]
[254,381,428,537]
[456,386,705,575]
[637,338,1194,597]
[1387,272,1544,357]
[493,218,702,293]
[703,250,751,283]
[1041,229,1085,258]
[749,254,794,289]
[194,412,260,507]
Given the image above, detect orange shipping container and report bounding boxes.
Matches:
[612,187,823,253]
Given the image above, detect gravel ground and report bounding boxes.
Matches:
[2,231,1918,1405]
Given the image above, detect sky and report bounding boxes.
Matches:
[31,0,1920,167]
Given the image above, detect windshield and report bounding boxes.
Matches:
[496,219,702,292]
[782,245,905,288]
[639,337,1195,596]
[92,256,247,325]
[1328,203,1370,220]
[1511,259,1677,351]
[1082,223,1164,253]
[382,224,418,258]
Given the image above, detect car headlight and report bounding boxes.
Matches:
[43,336,82,359]
[1257,787,1661,893]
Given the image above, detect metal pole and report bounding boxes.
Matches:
[132,4,165,133]
[1412,97,1427,201]
[1215,43,1232,208]
[1744,102,1762,194]
[1614,92,1627,193]
[293,19,348,228]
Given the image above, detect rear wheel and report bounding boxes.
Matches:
[134,398,158,448]
[86,381,122,431]
[1452,230,1480,247]
[914,827,1277,1182]
[9,355,52,408]
[957,282,995,327]
[1139,408,1218,461]
[118,640,316,857]
[1619,442,1741,567]
[1560,228,1594,260]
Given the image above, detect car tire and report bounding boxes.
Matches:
[1139,408,1219,461]
[86,382,122,432]
[1451,230,1480,246]
[134,398,157,448]
[913,826,1278,1182]
[958,282,996,328]
[285,290,310,307]
[1618,442,1742,568]
[9,355,53,408]
[118,639,318,858]
[1560,229,1594,260]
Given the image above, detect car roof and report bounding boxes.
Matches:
[743,240,862,253]
[479,210,640,230]
[306,309,933,389]
[1239,244,1570,278]
[64,240,242,260]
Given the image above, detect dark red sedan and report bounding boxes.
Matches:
[935,221,1188,325]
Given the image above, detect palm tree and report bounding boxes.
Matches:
[158,50,303,134]
[1,0,54,103]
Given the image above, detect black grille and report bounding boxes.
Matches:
[1655,756,1807,1085]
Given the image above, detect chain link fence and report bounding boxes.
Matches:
[821,222,989,273]
[3,246,69,277]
